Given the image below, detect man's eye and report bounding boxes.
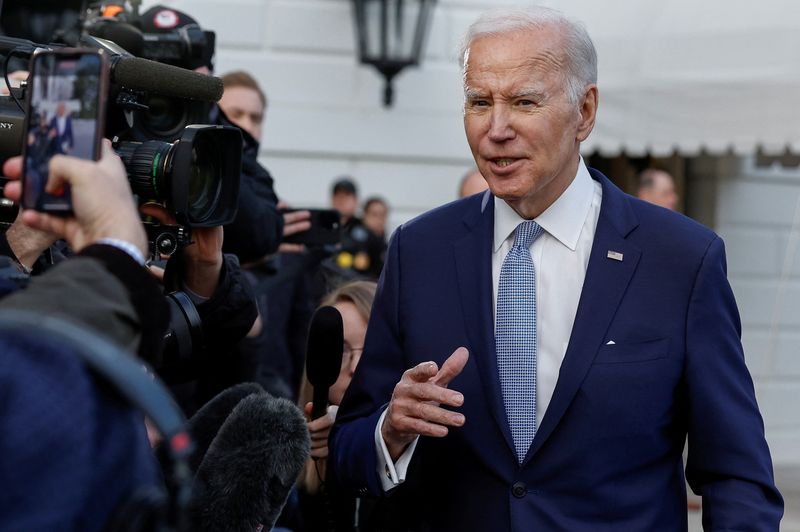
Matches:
[517,99,536,107]
[470,99,489,107]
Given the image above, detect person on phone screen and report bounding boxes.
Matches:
[49,101,73,155]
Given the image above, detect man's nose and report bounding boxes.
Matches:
[487,105,515,142]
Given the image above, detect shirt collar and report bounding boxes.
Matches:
[493,157,594,252]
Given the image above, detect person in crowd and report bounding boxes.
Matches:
[139,6,286,264]
[458,167,489,198]
[331,179,385,280]
[218,70,266,143]
[296,281,393,532]
[3,132,259,416]
[0,144,166,530]
[636,167,679,210]
[331,178,359,227]
[330,7,783,531]
[361,197,388,278]
[362,197,389,241]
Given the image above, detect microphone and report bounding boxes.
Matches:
[183,382,264,472]
[305,306,344,419]
[111,56,224,102]
[189,392,310,532]
[154,382,265,475]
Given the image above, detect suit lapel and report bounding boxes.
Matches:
[453,193,517,458]
[525,170,642,463]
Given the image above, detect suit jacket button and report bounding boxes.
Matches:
[512,482,527,498]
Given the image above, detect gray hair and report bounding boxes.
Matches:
[459,7,597,105]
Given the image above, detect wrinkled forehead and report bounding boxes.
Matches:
[462,36,571,100]
[462,28,568,84]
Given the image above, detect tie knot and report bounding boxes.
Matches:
[513,220,543,249]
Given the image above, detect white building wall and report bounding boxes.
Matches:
[688,156,800,465]
[143,0,799,465]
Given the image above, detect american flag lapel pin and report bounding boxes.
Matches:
[607,250,624,261]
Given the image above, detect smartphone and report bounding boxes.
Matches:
[21,48,108,212]
[282,208,341,246]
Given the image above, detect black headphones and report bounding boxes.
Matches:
[0,309,194,532]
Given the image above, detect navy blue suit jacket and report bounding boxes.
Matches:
[330,170,783,531]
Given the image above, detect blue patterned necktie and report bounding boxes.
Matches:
[496,220,544,463]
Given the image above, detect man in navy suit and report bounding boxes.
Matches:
[49,101,74,155]
[330,7,783,531]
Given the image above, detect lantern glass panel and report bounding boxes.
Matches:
[361,0,425,64]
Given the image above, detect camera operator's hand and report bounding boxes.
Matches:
[3,141,147,256]
[140,203,223,298]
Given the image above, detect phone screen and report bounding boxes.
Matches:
[21,50,106,212]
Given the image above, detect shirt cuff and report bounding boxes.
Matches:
[374,408,419,492]
[96,238,146,267]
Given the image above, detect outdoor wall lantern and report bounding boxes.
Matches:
[351,0,436,107]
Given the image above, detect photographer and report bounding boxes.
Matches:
[1,142,168,355]
[1,141,258,411]
[0,145,165,531]
[138,5,286,265]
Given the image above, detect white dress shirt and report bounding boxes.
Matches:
[375,158,602,490]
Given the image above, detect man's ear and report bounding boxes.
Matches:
[576,85,598,142]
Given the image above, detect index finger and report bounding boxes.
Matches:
[46,154,93,193]
[283,210,311,224]
[431,347,469,387]
[405,360,439,383]
[3,156,22,180]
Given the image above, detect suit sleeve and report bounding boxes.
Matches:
[684,236,783,529]
[330,225,410,496]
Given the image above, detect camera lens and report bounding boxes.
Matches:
[186,133,221,221]
[140,95,187,140]
[114,125,241,227]
[115,139,172,201]
[132,95,212,142]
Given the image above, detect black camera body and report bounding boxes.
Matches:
[0,3,238,361]
[0,15,241,229]
[144,222,190,258]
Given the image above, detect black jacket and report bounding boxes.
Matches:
[216,108,284,263]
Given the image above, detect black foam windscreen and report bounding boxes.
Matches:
[190,393,311,532]
[111,56,224,101]
[306,305,344,391]
[156,382,264,474]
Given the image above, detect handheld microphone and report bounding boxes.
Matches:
[305,306,344,419]
[190,393,310,532]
